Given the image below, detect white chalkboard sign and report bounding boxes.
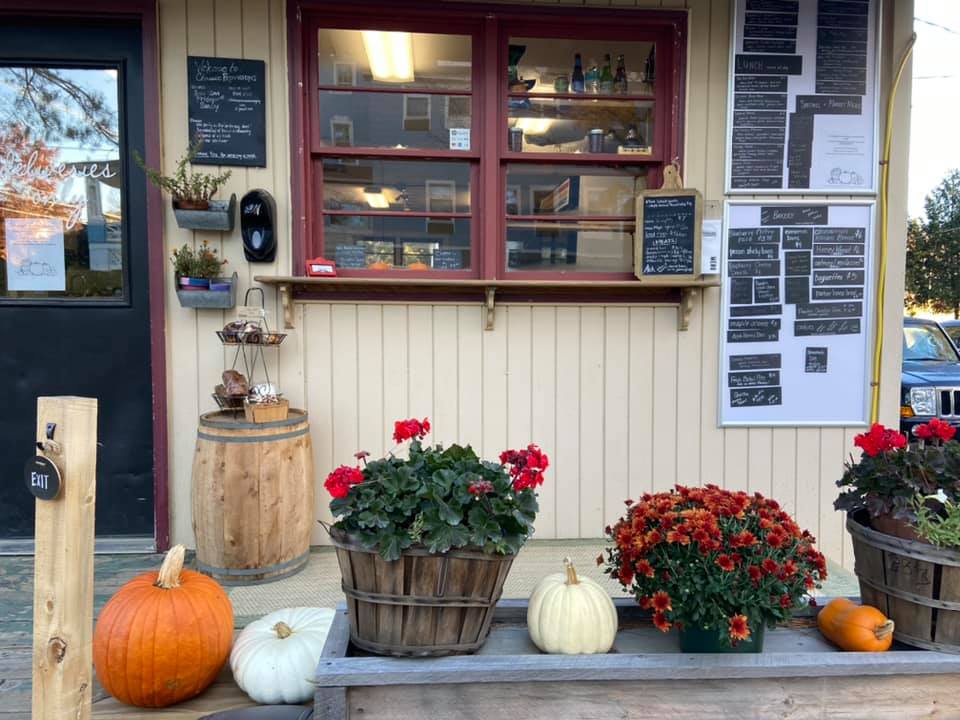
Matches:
[188,56,266,167]
[634,189,702,282]
[726,0,878,193]
[719,200,875,426]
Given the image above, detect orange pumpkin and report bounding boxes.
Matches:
[817,597,894,652]
[406,262,430,271]
[93,545,234,707]
[368,261,391,270]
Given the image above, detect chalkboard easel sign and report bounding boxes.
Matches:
[188,56,267,167]
[634,188,703,282]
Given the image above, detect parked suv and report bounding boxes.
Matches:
[902,316,960,436]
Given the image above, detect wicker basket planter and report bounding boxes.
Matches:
[330,529,515,657]
[848,509,960,653]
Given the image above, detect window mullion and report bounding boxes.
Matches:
[480,15,501,280]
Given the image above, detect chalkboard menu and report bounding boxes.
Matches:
[727,0,877,193]
[720,201,875,426]
[634,189,702,281]
[188,56,266,167]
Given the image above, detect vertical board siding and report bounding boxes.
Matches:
[159,0,912,571]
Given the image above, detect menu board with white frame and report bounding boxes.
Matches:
[719,200,875,426]
[726,0,879,194]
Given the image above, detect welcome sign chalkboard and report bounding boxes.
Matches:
[188,56,266,167]
[634,189,702,281]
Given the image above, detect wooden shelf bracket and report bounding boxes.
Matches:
[279,283,293,329]
[678,287,698,331]
[485,286,496,331]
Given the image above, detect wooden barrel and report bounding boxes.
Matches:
[848,509,960,653]
[192,409,314,585]
[330,528,514,657]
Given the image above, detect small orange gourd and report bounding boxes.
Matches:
[817,597,894,652]
[93,545,234,707]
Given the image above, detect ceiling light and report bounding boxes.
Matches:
[363,186,390,209]
[362,31,414,82]
[514,117,554,136]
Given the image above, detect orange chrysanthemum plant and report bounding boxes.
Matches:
[600,484,828,648]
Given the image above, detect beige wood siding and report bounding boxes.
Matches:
[158,0,914,569]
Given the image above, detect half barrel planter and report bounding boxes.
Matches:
[330,528,515,657]
[192,409,314,585]
[848,509,960,652]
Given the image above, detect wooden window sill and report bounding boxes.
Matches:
[254,275,720,331]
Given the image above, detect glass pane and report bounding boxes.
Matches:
[320,91,471,150]
[506,220,633,273]
[318,29,471,91]
[0,66,123,300]
[508,37,655,96]
[508,96,653,154]
[506,165,648,216]
[322,159,470,213]
[324,215,471,270]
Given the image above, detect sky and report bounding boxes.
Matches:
[909,1,960,218]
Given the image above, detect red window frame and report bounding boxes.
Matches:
[292,1,687,282]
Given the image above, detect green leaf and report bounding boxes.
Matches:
[424,523,470,554]
[434,496,463,526]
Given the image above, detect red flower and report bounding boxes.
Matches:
[730,530,757,548]
[915,418,956,442]
[715,554,735,572]
[618,559,634,586]
[636,559,655,579]
[781,559,798,577]
[467,480,494,495]
[666,529,691,545]
[596,554,604,566]
[652,591,673,612]
[779,594,793,609]
[854,423,906,456]
[652,611,672,633]
[747,565,763,583]
[761,558,779,575]
[324,465,364,499]
[645,529,664,546]
[765,528,788,549]
[639,596,652,610]
[728,614,751,642]
[501,443,550,491]
[393,417,431,443]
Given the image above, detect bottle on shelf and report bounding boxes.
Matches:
[614,54,628,94]
[571,53,585,93]
[599,54,615,95]
[585,59,600,94]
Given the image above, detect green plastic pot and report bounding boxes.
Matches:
[678,621,765,653]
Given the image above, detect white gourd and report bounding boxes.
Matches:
[230,606,335,704]
[527,558,618,654]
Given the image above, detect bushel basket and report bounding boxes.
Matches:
[848,509,960,653]
[330,529,514,657]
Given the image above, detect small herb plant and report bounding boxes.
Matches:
[601,485,827,647]
[136,139,231,206]
[323,418,549,561]
[914,494,960,547]
[835,419,960,523]
[171,241,227,280]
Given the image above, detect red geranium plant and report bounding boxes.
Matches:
[324,418,549,561]
[601,485,827,647]
[835,420,960,522]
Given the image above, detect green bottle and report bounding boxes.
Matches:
[599,54,614,94]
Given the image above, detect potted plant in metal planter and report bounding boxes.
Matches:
[600,484,827,652]
[136,140,235,231]
[322,418,549,657]
[836,420,960,651]
[171,240,235,308]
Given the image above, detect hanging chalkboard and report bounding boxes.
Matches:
[188,56,266,167]
[634,189,702,281]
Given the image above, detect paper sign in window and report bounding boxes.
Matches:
[5,218,66,291]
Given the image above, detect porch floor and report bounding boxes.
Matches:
[0,541,858,719]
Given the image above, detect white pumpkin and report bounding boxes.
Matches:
[230,606,335,704]
[527,558,618,654]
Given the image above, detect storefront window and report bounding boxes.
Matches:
[0,65,124,300]
[304,8,683,279]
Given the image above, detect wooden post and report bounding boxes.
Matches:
[31,396,98,720]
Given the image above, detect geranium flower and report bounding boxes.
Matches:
[501,443,550,491]
[915,418,957,442]
[854,423,906,456]
[728,614,751,642]
[652,591,672,612]
[324,465,364,499]
[715,554,735,572]
[393,417,430,443]
[652,611,672,632]
[467,480,494,496]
